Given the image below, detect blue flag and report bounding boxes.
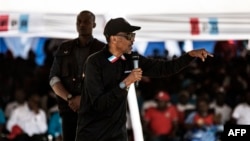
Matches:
[209,18,218,34]
[19,14,29,32]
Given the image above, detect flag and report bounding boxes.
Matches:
[0,15,9,31]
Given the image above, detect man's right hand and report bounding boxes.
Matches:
[123,68,143,87]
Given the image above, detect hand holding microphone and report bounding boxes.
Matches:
[131,68,142,84]
[132,52,140,87]
[121,68,142,91]
[120,52,142,88]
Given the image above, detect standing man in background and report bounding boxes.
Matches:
[49,10,105,141]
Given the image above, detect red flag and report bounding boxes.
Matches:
[190,18,199,35]
[0,15,9,31]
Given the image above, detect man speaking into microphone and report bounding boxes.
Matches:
[75,17,213,141]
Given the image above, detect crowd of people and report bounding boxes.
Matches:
[137,40,250,141]
[0,48,61,141]
[0,10,250,141]
[0,39,249,141]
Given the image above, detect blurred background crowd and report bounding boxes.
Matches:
[0,38,250,141]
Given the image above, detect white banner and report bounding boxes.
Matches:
[1,12,250,40]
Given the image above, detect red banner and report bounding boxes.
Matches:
[190,18,199,35]
[0,15,9,31]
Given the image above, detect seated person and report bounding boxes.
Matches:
[6,92,48,141]
[184,98,222,141]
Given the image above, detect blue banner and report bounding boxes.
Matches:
[19,14,29,32]
[209,18,219,34]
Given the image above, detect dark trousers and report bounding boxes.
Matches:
[61,112,78,141]
[150,134,173,141]
[5,134,48,141]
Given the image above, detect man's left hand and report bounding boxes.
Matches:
[188,48,214,62]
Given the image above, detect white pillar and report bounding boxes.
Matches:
[127,83,144,141]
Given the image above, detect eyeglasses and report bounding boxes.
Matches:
[115,33,136,41]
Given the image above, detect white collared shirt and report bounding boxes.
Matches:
[232,103,250,125]
[6,102,48,136]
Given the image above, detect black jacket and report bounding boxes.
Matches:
[75,46,194,141]
[49,37,105,113]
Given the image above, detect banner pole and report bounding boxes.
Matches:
[127,83,144,141]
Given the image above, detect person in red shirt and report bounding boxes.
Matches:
[184,98,221,141]
[143,91,179,141]
[193,98,214,127]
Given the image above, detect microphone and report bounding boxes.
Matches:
[132,52,139,87]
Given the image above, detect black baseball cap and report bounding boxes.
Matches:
[103,17,141,38]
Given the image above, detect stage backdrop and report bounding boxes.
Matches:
[0,0,250,64]
[1,0,250,40]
